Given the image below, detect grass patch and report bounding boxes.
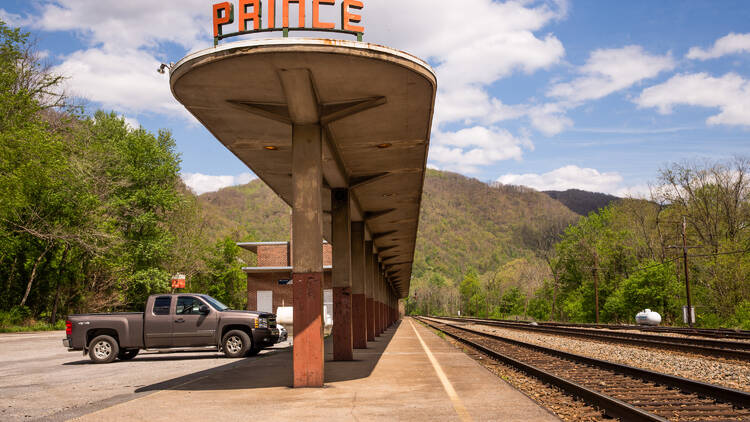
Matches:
[0,308,66,333]
[0,320,65,333]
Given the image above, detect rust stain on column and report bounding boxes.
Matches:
[366,297,375,341]
[352,293,367,348]
[293,272,324,387]
[332,286,353,360]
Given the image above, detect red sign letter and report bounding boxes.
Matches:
[213,2,235,38]
[239,0,262,31]
[268,0,276,28]
[283,0,305,28]
[313,0,335,29]
[341,0,364,33]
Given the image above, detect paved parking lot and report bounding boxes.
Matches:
[0,330,289,421]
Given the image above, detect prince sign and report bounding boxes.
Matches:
[212,0,365,45]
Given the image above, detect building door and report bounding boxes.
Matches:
[257,291,273,313]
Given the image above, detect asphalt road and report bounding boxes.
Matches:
[0,330,290,421]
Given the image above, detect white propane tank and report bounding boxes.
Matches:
[635,309,662,326]
[276,306,293,325]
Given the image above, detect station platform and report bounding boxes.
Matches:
[73,318,558,421]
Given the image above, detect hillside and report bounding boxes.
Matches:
[544,189,620,216]
[199,181,290,243]
[198,170,579,285]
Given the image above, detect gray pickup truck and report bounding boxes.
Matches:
[63,293,279,363]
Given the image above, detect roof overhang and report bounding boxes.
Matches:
[171,38,436,298]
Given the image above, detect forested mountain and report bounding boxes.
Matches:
[196,170,580,282]
[544,189,620,216]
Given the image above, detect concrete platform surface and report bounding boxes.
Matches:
[73,318,558,421]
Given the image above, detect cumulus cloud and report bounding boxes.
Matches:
[53,48,186,117]
[548,45,675,103]
[429,126,532,174]
[365,0,567,144]
[687,33,750,60]
[182,172,258,195]
[497,165,623,193]
[636,72,750,127]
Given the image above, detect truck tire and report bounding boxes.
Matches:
[88,335,119,364]
[222,330,251,358]
[118,349,139,360]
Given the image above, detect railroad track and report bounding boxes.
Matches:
[433,316,750,361]
[495,319,750,341]
[417,317,750,422]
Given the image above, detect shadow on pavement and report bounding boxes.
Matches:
[134,321,400,392]
[62,353,227,365]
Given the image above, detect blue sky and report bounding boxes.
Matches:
[2,0,749,195]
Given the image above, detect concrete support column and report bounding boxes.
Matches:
[291,124,324,388]
[378,266,385,333]
[365,243,375,342]
[331,188,353,361]
[374,262,381,336]
[351,222,367,349]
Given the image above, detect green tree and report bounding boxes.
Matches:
[459,269,482,316]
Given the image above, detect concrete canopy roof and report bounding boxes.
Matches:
[170,38,436,298]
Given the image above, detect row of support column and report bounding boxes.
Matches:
[331,186,400,362]
[290,121,400,387]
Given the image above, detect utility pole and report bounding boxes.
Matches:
[593,253,600,324]
[682,216,693,327]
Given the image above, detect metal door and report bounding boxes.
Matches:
[172,296,218,347]
[145,296,173,348]
[257,291,272,313]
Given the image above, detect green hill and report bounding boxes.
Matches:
[544,189,620,216]
[197,169,579,286]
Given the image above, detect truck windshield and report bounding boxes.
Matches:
[200,295,229,311]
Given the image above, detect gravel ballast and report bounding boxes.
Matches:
[455,321,750,393]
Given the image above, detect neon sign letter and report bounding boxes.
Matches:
[213,2,235,37]
[313,0,335,29]
[283,0,305,28]
[239,0,262,31]
[341,0,363,33]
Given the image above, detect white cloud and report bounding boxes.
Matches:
[364,0,567,138]
[687,33,750,60]
[182,172,258,195]
[25,0,210,52]
[548,45,675,103]
[636,72,750,127]
[429,126,532,174]
[52,47,186,118]
[497,165,624,194]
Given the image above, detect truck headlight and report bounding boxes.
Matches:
[259,318,268,328]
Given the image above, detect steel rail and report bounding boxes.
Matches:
[435,316,750,361]
[496,318,750,340]
[417,317,750,421]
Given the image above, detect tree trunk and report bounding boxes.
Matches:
[19,243,52,308]
[50,246,69,324]
[6,255,18,299]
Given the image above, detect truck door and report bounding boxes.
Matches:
[144,296,173,348]
[173,296,218,347]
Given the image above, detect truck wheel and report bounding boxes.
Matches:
[118,349,139,361]
[245,347,261,357]
[222,330,251,358]
[88,335,119,364]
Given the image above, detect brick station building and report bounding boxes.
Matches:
[239,241,333,318]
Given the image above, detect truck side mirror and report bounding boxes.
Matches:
[199,305,210,314]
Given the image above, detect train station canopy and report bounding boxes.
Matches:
[170,38,436,298]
